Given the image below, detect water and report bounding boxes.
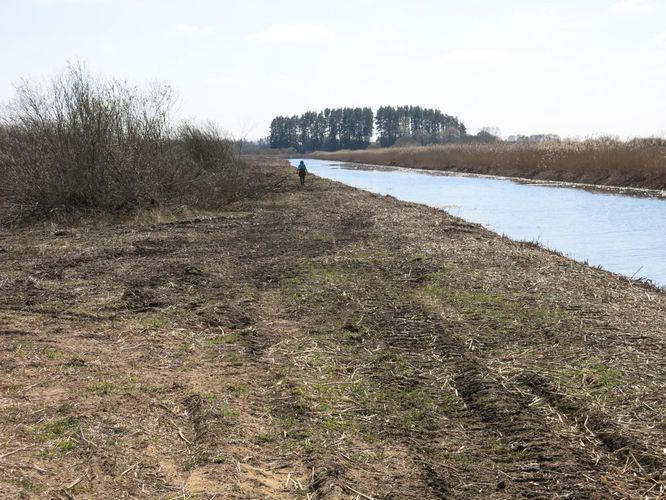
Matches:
[290,158,666,288]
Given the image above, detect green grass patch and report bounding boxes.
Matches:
[41,346,62,360]
[57,402,71,414]
[140,316,170,330]
[322,416,357,433]
[278,260,364,311]
[11,475,40,494]
[56,438,77,453]
[227,382,249,395]
[255,432,275,443]
[89,380,115,396]
[219,403,238,419]
[138,383,168,394]
[488,438,524,457]
[422,273,570,336]
[557,357,623,395]
[41,417,76,440]
[203,333,239,346]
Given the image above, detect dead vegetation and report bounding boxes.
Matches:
[0,64,247,223]
[0,158,665,498]
[312,140,666,190]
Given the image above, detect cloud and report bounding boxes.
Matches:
[609,0,651,14]
[175,24,214,34]
[558,20,592,31]
[656,32,666,46]
[249,24,335,43]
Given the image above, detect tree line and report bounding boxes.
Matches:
[270,108,374,152]
[375,106,466,147]
[269,105,466,152]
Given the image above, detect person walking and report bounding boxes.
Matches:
[297,160,308,185]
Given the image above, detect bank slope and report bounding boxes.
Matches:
[0,159,664,498]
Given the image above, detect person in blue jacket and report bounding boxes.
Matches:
[297,160,308,185]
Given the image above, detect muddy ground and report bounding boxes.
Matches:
[0,158,665,499]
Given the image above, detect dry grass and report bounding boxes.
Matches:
[313,139,666,190]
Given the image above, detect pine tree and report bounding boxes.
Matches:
[269,105,464,151]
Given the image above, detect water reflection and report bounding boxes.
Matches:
[290,158,666,288]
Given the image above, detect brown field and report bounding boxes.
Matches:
[311,140,666,190]
[0,158,665,498]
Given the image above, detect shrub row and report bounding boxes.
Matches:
[0,64,245,221]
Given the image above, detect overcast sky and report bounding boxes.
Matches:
[1,0,665,139]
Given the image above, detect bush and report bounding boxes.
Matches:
[0,64,245,221]
[172,120,247,206]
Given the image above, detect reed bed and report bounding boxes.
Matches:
[313,140,666,190]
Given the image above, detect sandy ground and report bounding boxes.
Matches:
[0,158,665,498]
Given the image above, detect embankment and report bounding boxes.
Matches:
[311,141,666,190]
[0,159,664,498]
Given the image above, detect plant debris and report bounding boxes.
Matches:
[0,158,664,497]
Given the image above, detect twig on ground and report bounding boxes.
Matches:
[0,462,46,473]
[0,446,32,459]
[121,463,139,476]
[341,482,374,500]
[79,428,98,448]
[65,476,83,489]
[177,429,192,445]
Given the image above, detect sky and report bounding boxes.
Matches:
[1,0,665,140]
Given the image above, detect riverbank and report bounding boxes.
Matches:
[1,158,665,497]
[311,141,666,191]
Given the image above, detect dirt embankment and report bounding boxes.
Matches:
[1,159,665,498]
[311,145,666,192]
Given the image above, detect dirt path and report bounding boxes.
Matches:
[1,158,665,498]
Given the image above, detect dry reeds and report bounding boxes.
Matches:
[314,140,666,190]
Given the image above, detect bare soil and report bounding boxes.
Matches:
[1,158,665,498]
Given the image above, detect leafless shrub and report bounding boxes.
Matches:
[0,63,246,222]
[173,120,248,206]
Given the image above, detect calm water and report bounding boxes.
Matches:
[290,158,666,288]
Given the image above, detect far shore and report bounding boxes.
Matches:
[303,154,666,199]
[309,141,666,191]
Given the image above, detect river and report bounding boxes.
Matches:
[289,158,666,288]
